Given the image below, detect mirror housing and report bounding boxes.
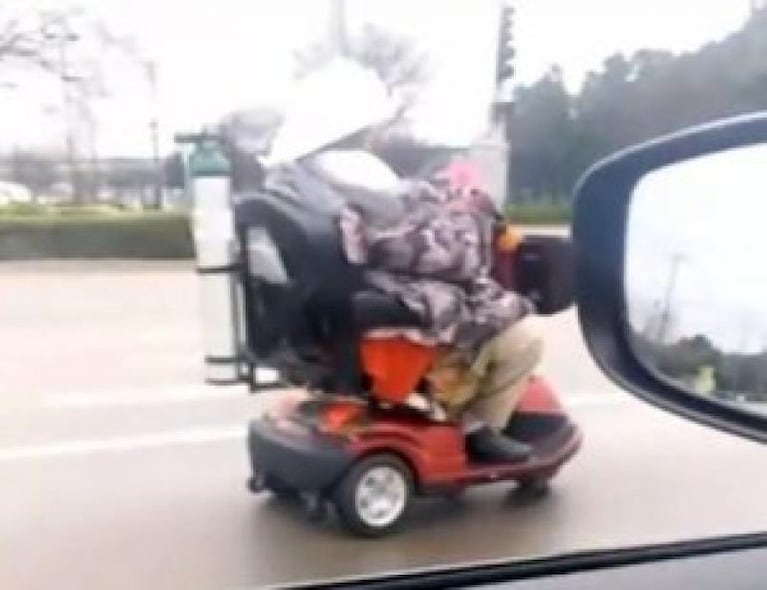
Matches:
[572,111,767,443]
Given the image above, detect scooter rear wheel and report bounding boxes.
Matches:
[248,472,300,502]
[333,454,413,537]
[515,476,551,498]
[265,476,301,502]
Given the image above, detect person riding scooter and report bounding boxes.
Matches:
[338,176,542,463]
[263,58,541,464]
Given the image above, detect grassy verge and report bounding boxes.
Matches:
[506,202,572,226]
[0,199,572,261]
[0,212,193,260]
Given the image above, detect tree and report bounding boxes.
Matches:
[0,7,107,96]
[0,8,73,72]
[103,162,155,205]
[510,67,576,201]
[294,24,429,120]
[1,6,135,203]
[9,150,58,198]
[510,8,767,203]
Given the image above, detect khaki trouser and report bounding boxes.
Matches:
[427,318,543,431]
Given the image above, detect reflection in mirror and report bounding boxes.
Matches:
[625,143,767,416]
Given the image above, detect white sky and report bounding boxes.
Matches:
[0,0,754,157]
[626,143,767,353]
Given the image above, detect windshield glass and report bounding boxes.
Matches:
[3,0,767,588]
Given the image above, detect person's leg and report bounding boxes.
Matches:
[464,318,543,463]
[469,318,543,430]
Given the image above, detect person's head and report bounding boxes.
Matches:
[435,158,500,219]
[447,189,499,219]
[265,58,397,167]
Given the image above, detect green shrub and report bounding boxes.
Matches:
[506,201,571,225]
[0,200,569,261]
[0,203,130,218]
[0,203,48,217]
[0,214,194,260]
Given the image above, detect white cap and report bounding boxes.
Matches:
[265,58,397,166]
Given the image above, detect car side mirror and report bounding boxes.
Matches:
[572,112,767,443]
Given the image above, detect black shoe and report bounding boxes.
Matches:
[466,427,532,464]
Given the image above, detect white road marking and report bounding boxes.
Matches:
[39,383,628,411]
[0,425,245,462]
[40,385,248,409]
[39,371,281,409]
[564,392,632,408]
[0,392,629,463]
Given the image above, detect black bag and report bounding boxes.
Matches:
[513,235,575,316]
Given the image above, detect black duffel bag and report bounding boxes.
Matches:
[495,235,575,316]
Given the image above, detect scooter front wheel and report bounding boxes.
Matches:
[332,454,413,538]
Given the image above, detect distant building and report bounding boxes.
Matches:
[0,155,170,207]
[0,181,32,205]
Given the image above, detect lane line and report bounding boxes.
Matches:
[564,392,632,408]
[40,386,248,408]
[0,425,244,462]
[39,384,628,410]
[39,372,280,409]
[0,394,629,463]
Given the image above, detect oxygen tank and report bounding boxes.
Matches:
[185,136,243,385]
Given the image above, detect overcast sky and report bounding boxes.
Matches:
[0,0,755,156]
[626,142,767,353]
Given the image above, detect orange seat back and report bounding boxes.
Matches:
[360,338,438,404]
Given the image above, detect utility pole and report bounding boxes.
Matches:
[76,99,99,201]
[145,61,162,209]
[329,0,349,56]
[471,1,516,211]
[494,1,516,121]
[657,253,687,344]
[45,28,81,203]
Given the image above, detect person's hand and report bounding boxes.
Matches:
[497,225,524,252]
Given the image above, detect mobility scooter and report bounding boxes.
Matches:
[230,187,582,537]
[180,131,581,536]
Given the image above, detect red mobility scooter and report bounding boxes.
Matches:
[235,191,582,537]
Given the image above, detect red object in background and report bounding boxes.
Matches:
[360,338,439,404]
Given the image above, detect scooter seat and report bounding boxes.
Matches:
[235,191,425,393]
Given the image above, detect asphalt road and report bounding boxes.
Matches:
[2,262,767,590]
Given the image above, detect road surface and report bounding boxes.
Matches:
[2,262,767,590]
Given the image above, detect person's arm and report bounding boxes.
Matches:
[363,211,490,283]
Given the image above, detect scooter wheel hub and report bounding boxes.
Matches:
[355,466,408,528]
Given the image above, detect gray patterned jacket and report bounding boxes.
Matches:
[264,153,533,354]
[339,181,534,353]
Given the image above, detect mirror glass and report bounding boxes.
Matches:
[625,143,767,415]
